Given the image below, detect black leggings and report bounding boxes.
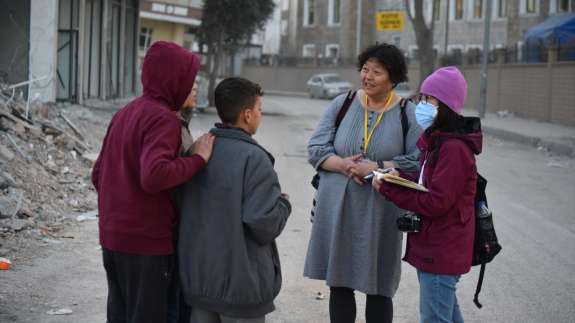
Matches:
[329,287,393,323]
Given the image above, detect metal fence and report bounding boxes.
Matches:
[244,44,575,68]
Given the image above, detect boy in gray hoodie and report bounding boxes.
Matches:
[178,77,291,323]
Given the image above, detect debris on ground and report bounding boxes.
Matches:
[315,291,325,300]
[0,82,113,260]
[0,257,11,270]
[496,110,514,118]
[46,308,73,315]
[76,210,98,222]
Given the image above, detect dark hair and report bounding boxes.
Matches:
[357,43,408,86]
[215,77,263,124]
[424,101,466,136]
[424,100,466,164]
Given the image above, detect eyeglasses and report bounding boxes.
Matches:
[413,94,439,109]
[413,93,432,104]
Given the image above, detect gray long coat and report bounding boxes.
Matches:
[304,93,423,296]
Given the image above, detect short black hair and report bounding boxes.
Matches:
[357,43,408,86]
[214,77,263,124]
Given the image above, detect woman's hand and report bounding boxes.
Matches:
[340,154,362,175]
[349,160,378,185]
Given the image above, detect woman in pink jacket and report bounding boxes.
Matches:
[373,67,482,323]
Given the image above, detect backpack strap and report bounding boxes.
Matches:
[335,90,356,129]
[311,91,356,190]
[399,98,409,154]
[474,263,486,308]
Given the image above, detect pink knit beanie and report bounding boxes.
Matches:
[420,66,467,114]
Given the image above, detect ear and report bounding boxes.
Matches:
[243,108,253,123]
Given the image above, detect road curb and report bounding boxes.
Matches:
[483,125,575,157]
[265,90,308,98]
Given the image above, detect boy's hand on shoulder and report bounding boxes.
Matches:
[281,193,290,201]
[192,133,215,162]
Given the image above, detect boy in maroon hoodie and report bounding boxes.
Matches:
[91,41,214,323]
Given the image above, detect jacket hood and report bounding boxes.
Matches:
[418,116,483,155]
[141,41,201,110]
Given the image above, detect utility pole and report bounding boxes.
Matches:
[356,0,362,56]
[443,0,450,56]
[478,0,492,118]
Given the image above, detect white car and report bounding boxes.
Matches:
[394,82,414,99]
[306,73,353,99]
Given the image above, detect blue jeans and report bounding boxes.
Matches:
[417,270,464,323]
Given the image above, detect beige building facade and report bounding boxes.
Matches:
[138,0,203,60]
[279,0,575,63]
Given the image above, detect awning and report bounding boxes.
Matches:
[140,11,201,26]
[523,14,575,62]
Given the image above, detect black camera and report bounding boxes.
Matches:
[397,212,421,232]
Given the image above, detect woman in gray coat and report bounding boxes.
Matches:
[304,43,423,323]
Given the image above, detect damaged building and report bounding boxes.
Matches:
[0,0,140,104]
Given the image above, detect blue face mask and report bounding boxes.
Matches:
[415,102,438,129]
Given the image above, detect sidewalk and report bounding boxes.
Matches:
[462,109,575,157]
[266,90,575,157]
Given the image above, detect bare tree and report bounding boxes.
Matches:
[199,0,275,106]
[406,0,436,86]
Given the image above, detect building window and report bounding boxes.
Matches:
[139,27,153,51]
[303,0,315,26]
[497,0,507,17]
[472,0,483,18]
[455,0,463,20]
[183,40,192,50]
[302,44,316,57]
[325,44,339,58]
[328,0,341,25]
[526,0,536,13]
[433,0,441,21]
[281,19,288,36]
[409,46,419,60]
[557,0,570,12]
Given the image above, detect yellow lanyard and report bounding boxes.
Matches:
[362,91,394,154]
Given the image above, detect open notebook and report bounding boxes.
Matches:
[376,172,429,192]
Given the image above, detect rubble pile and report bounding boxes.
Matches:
[0,86,111,259]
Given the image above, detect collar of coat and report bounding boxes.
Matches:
[211,123,275,165]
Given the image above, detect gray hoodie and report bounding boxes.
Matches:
[178,125,291,318]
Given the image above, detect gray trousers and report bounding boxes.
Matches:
[189,307,265,323]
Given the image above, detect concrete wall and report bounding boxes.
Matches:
[29,0,59,102]
[241,62,575,126]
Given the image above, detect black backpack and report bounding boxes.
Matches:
[471,173,502,308]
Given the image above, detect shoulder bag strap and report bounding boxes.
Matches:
[335,90,356,129]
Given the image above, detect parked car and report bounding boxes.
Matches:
[306,73,353,99]
[394,82,414,99]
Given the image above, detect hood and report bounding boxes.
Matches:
[418,117,483,155]
[141,41,201,110]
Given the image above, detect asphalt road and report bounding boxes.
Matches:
[1,95,574,323]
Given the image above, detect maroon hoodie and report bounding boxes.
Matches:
[379,125,483,275]
[92,42,204,255]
